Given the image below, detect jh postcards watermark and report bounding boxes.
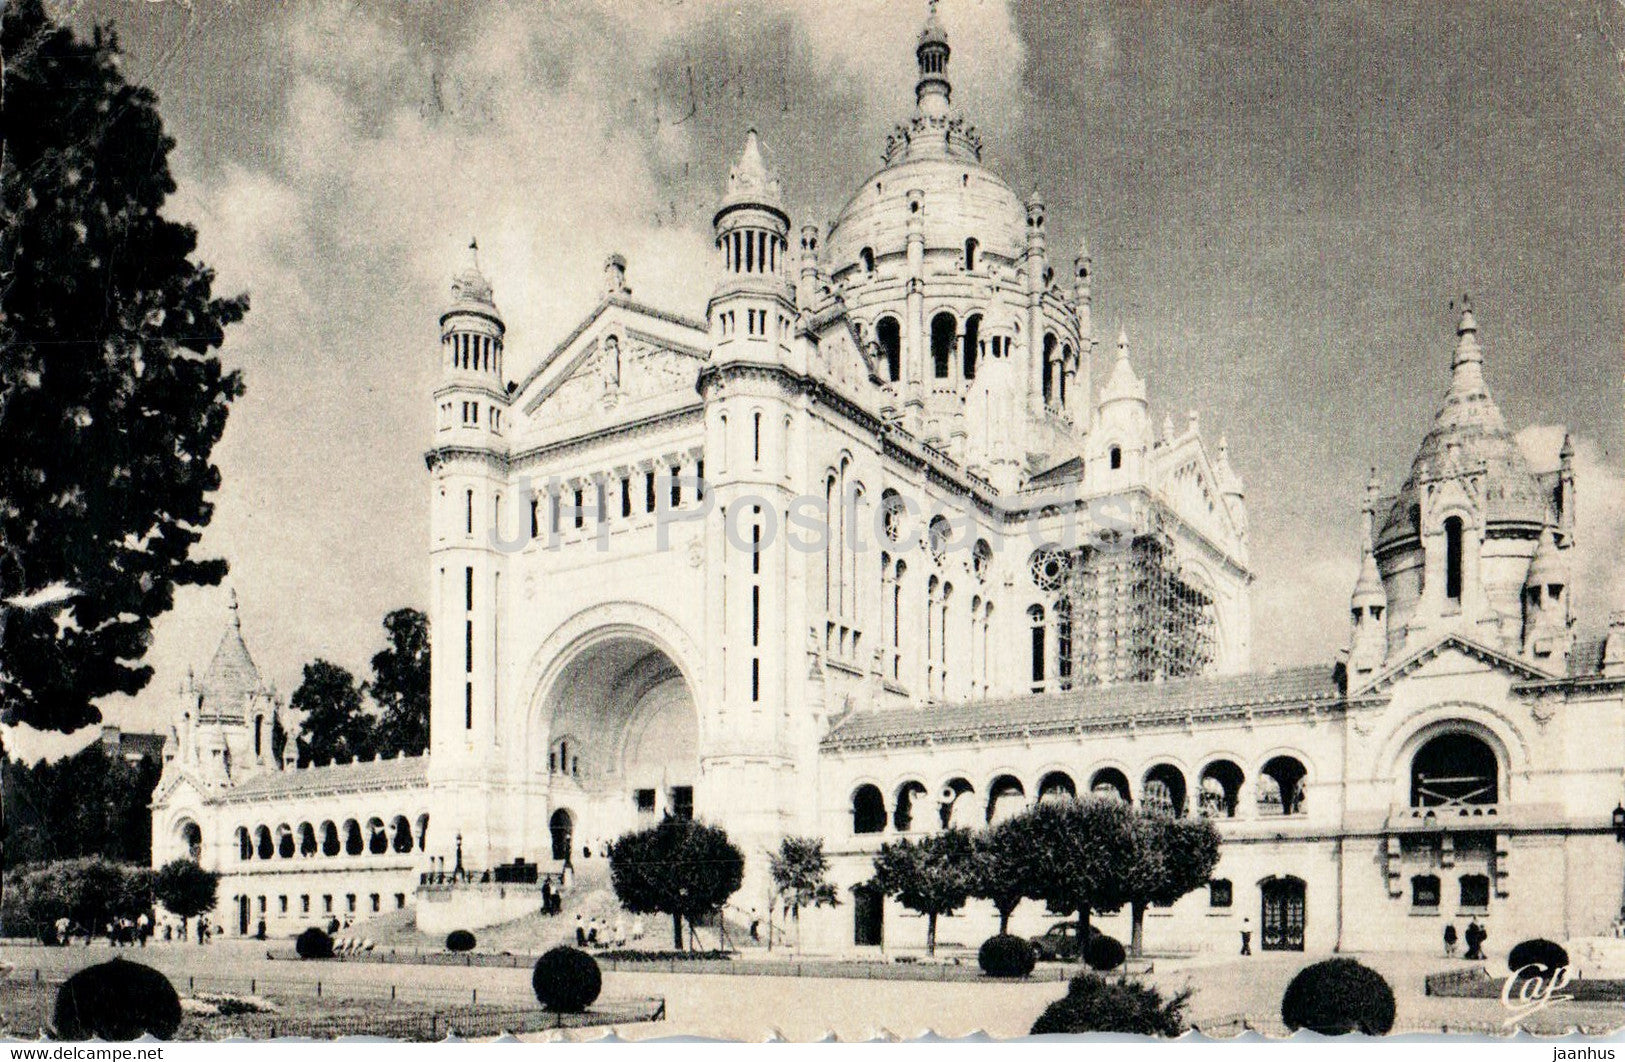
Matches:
[484,474,1140,559]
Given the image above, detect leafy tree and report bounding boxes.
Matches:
[0,0,247,732]
[768,836,839,950]
[609,818,744,950]
[969,815,1033,934]
[152,857,218,938]
[291,660,373,766]
[869,827,975,955]
[1,858,153,937]
[366,608,429,757]
[2,743,161,869]
[1009,797,1136,947]
[1122,813,1221,957]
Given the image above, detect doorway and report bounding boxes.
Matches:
[853,884,884,947]
[237,895,250,936]
[549,809,574,862]
[1260,876,1306,951]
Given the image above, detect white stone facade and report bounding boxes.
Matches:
[153,7,1625,956]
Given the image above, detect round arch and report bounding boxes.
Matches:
[1377,707,1524,808]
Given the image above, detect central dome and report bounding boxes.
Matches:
[821,0,1025,275]
[822,156,1025,275]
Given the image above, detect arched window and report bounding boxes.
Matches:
[964,237,978,271]
[852,784,887,835]
[1460,873,1490,908]
[1260,756,1308,815]
[179,822,202,862]
[1411,732,1499,807]
[366,818,387,855]
[343,819,363,856]
[860,247,875,274]
[894,781,928,832]
[254,714,264,757]
[930,312,956,379]
[1089,768,1130,803]
[1037,771,1076,802]
[1198,760,1244,818]
[1141,764,1188,817]
[986,775,1026,823]
[962,314,982,380]
[1109,445,1123,471]
[276,824,295,859]
[255,825,273,861]
[320,821,340,857]
[1411,874,1441,908]
[1444,516,1465,602]
[1042,334,1057,405]
[1028,604,1046,691]
[876,317,902,383]
[416,813,430,852]
[237,827,252,861]
[940,778,976,828]
[391,815,414,854]
[299,823,317,857]
[1059,344,1072,407]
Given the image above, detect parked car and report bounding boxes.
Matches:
[1028,920,1101,961]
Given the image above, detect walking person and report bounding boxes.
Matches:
[1443,923,1458,958]
[574,914,587,947]
[1240,918,1253,956]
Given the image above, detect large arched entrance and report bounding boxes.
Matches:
[537,633,700,863]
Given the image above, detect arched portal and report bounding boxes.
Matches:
[537,632,700,859]
[177,820,202,862]
[549,809,575,861]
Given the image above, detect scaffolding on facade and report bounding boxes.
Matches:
[1059,531,1217,685]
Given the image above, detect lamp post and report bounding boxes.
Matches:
[1613,804,1625,926]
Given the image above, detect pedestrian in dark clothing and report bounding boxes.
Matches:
[1443,923,1458,957]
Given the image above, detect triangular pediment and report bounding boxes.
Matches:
[1351,632,1556,696]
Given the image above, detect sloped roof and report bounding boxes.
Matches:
[197,619,265,717]
[218,755,429,804]
[822,666,1342,751]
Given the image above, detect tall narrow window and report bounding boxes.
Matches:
[465,489,474,535]
[464,682,473,730]
[876,317,902,383]
[621,476,632,518]
[573,487,584,529]
[962,314,982,381]
[645,470,656,513]
[465,567,474,611]
[464,620,473,673]
[596,480,606,523]
[529,497,539,538]
[964,237,978,271]
[1029,605,1046,691]
[930,312,956,380]
[1444,516,1464,602]
[1109,446,1123,471]
[753,413,762,464]
[752,586,761,647]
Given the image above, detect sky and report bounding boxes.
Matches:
[9,0,1623,761]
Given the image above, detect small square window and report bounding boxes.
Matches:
[1209,880,1233,908]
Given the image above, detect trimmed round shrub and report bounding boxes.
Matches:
[445,929,477,953]
[978,934,1037,978]
[1507,938,1569,978]
[532,946,602,1013]
[1084,933,1126,972]
[1281,958,1396,1035]
[1031,973,1189,1036]
[295,927,334,960]
[53,957,182,1041]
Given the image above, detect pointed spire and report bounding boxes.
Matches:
[718,128,786,220]
[447,235,496,313]
[228,587,241,630]
[1453,292,1481,369]
[1100,325,1146,406]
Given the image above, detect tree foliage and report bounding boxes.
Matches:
[1004,797,1137,945]
[0,0,247,731]
[1,742,161,868]
[1121,813,1221,956]
[152,857,218,926]
[291,660,369,766]
[769,836,839,924]
[869,827,975,955]
[609,818,744,950]
[2,857,154,936]
[968,815,1033,933]
[366,608,430,757]
[291,608,430,764]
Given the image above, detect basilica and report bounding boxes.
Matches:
[152,6,1625,956]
